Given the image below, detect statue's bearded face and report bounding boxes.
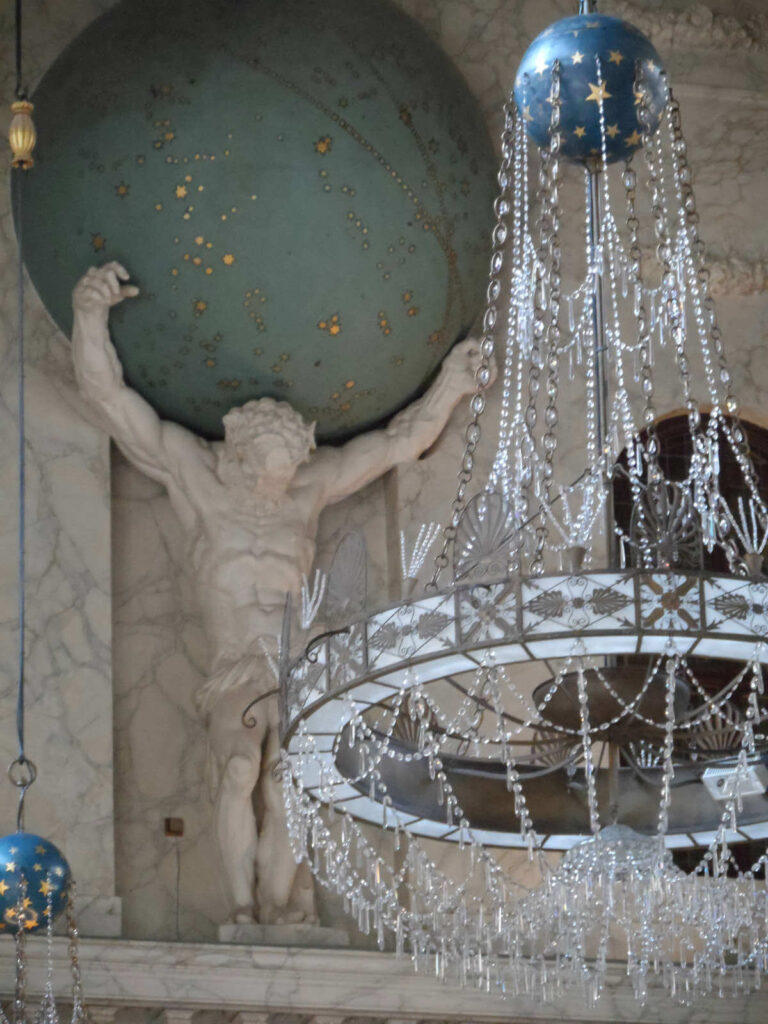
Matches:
[220,399,315,494]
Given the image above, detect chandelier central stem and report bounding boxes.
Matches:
[586,162,617,569]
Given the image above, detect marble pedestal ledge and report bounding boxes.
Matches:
[218,922,350,948]
[2,938,768,1023]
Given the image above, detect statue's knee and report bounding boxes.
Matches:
[222,752,259,793]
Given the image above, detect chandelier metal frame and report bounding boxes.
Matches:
[281,566,768,850]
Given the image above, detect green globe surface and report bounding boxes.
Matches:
[19,0,496,441]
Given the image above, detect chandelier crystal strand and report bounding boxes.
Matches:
[532,61,563,574]
[429,99,516,590]
[39,885,59,1024]
[576,660,601,836]
[12,884,26,1024]
[491,106,525,497]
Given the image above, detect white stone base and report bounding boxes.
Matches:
[217,922,350,948]
[2,937,768,1022]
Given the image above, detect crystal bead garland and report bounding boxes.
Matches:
[279,8,768,1009]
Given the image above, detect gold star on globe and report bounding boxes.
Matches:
[175,184,188,199]
[586,81,612,104]
[534,57,550,76]
[53,867,64,878]
[574,126,586,138]
[646,59,658,73]
[5,862,15,873]
[625,129,642,147]
[606,123,620,138]
[572,50,584,64]
[523,105,534,123]
[23,916,37,931]
[0,880,8,896]
[608,50,624,65]
[35,845,46,855]
[39,880,53,897]
[33,863,42,872]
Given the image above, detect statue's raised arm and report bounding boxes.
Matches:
[306,337,491,507]
[72,263,205,492]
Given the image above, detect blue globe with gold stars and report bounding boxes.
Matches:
[17,0,496,443]
[514,13,667,164]
[0,832,71,934]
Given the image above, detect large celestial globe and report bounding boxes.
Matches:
[18,0,497,442]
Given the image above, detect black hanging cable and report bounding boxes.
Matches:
[9,0,36,832]
[14,175,27,776]
[15,0,24,99]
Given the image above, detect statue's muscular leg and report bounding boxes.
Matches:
[257,713,318,925]
[208,684,265,922]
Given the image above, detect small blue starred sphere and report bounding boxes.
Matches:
[0,833,71,934]
[514,14,667,164]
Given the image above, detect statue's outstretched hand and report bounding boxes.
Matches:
[73,262,139,320]
[443,337,498,395]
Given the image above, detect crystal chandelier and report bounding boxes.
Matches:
[276,1,768,1006]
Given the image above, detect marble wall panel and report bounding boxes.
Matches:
[0,0,121,932]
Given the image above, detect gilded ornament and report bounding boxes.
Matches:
[9,99,36,169]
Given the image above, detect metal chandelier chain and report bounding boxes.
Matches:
[428,97,516,590]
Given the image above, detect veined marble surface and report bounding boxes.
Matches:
[0,0,121,924]
[2,937,768,1023]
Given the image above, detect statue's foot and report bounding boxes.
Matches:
[231,905,256,924]
[272,909,319,926]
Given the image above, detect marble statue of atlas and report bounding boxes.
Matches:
[71,261,486,925]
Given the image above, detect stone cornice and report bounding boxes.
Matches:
[611,1,767,52]
[637,251,768,297]
[708,254,768,297]
[2,938,767,1022]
